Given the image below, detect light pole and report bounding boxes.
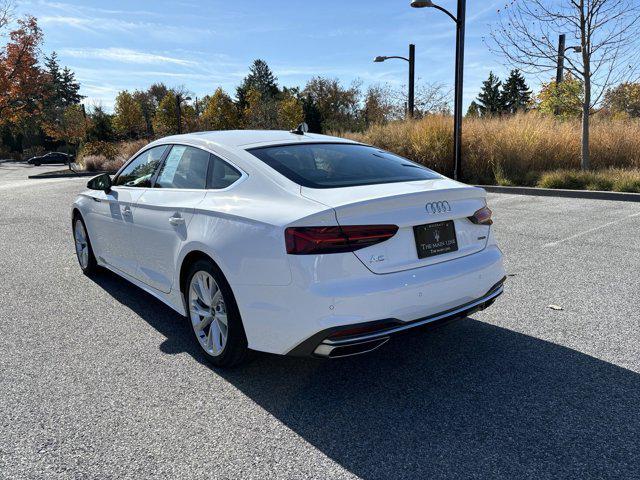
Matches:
[411,0,465,181]
[554,34,582,114]
[176,94,192,134]
[374,44,416,118]
[556,34,582,85]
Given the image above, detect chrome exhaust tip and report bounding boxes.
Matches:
[314,337,390,359]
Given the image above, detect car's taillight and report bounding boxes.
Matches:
[468,206,493,225]
[285,225,398,255]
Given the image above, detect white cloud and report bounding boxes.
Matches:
[39,15,137,31]
[59,47,196,66]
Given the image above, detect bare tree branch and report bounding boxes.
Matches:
[0,0,15,34]
[487,0,640,169]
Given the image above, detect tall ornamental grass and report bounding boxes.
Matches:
[343,114,640,186]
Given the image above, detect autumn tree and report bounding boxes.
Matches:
[362,84,396,127]
[603,83,640,118]
[276,88,304,129]
[490,0,640,169]
[113,90,145,138]
[0,16,47,127]
[200,87,240,130]
[43,104,87,151]
[537,72,584,118]
[242,88,279,129]
[132,90,155,137]
[303,77,361,133]
[466,101,481,118]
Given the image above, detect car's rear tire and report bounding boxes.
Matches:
[73,215,98,275]
[184,259,249,368]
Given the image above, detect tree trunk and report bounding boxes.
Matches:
[581,91,590,170]
[581,64,591,170]
[579,0,590,170]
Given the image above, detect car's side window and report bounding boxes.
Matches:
[208,155,242,189]
[114,145,168,187]
[154,146,209,189]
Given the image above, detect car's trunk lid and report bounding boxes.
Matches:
[301,178,491,274]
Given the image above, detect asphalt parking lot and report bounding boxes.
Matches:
[1,162,639,479]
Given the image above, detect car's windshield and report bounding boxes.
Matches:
[247,143,441,188]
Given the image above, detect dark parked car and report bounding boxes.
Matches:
[27,152,74,166]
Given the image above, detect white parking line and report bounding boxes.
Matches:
[487,194,522,204]
[0,177,85,191]
[544,211,640,247]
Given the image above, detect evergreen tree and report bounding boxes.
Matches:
[236,59,279,109]
[476,72,504,116]
[501,69,531,114]
[86,105,115,142]
[44,53,82,108]
[61,66,82,106]
[302,95,322,133]
[44,52,62,96]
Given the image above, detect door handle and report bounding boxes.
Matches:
[122,206,132,216]
[169,216,185,226]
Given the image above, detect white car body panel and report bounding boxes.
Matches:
[301,179,490,274]
[133,188,207,293]
[73,130,506,356]
[84,187,145,276]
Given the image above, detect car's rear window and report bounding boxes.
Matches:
[247,143,441,188]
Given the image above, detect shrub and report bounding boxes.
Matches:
[79,139,148,172]
[81,141,119,160]
[82,155,124,172]
[537,169,640,192]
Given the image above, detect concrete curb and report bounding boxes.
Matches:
[478,185,640,202]
[28,170,113,179]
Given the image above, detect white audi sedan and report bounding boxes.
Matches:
[72,129,505,366]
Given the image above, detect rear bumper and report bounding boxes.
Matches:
[233,244,506,356]
[291,277,505,358]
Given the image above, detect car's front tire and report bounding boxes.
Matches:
[185,259,249,367]
[73,215,98,275]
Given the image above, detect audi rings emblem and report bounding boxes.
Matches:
[425,201,451,214]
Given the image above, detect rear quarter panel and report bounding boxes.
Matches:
[177,174,336,287]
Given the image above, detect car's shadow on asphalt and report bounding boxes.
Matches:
[91,269,640,479]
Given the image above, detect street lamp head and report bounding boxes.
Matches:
[572,46,582,53]
[410,0,435,8]
[373,56,387,63]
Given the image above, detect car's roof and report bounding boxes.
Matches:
[155,130,358,150]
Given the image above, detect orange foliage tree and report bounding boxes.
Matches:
[0,16,47,127]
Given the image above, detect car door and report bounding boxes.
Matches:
[85,145,168,276]
[131,145,211,293]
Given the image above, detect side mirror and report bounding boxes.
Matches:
[87,173,112,193]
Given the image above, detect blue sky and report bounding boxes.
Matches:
[17,0,533,111]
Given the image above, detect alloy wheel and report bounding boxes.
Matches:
[74,219,89,269]
[189,271,229,356]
